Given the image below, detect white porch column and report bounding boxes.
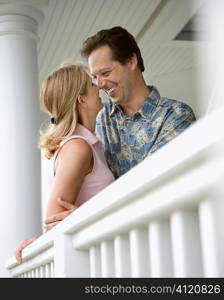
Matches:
[0,1,48,277]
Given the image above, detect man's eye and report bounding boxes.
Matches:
[102,71,110,76]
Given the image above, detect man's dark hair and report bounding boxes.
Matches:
[80,26,145,72]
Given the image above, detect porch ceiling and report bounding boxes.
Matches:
[37,0,207,85]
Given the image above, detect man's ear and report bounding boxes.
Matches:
[128,54,138,71]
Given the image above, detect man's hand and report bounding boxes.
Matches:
[44,197,77,231]
[14,237,37,264]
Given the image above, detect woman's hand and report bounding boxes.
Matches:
[14,237,37,264]
[15,199,76,263]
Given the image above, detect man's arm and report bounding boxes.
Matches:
[44,197,76,231]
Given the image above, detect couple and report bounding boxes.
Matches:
[15,26,196,263]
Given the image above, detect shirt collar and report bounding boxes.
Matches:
[109,101,122,116]
[109,86,161,118]
[75,123,99,145]
[138,86,161,119]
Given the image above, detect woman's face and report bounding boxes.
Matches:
[84,81,103,112]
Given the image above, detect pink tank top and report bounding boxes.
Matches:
[52,124,115,207]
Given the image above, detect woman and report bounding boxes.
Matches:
[15,62,115,263]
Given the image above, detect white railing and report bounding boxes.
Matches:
[6,109,224,278]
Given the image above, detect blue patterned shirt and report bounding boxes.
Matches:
[96,86,196,178]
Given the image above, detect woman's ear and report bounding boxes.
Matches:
[77,95,82,104]
[77,95,84,105]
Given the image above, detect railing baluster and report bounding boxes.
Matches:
[40,266,45,278]
[34,268,37,278]
[148,220,173,277]
[129,228,150,277]
[199,193,224,277]
[89,246,101,277]
[45,263,50,278]
[44,265,47,277]
[36,267,40,278]
[50,262,54,278]
[114,235,131,277]
[100,241,115,277]
[170,210,203,277]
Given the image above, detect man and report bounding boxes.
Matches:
[81,26,196,178]
[45,26,196,229]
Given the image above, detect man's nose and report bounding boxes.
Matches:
[96,77,106,89]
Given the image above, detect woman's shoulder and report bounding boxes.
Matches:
[59,137,92,158]
[54,137,92,173]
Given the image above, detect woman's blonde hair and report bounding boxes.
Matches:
[39,62,92,159]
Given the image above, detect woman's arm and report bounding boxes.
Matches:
[45,138,92,218]
[14,138,92,264]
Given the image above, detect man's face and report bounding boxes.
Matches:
[88,45,133,106]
